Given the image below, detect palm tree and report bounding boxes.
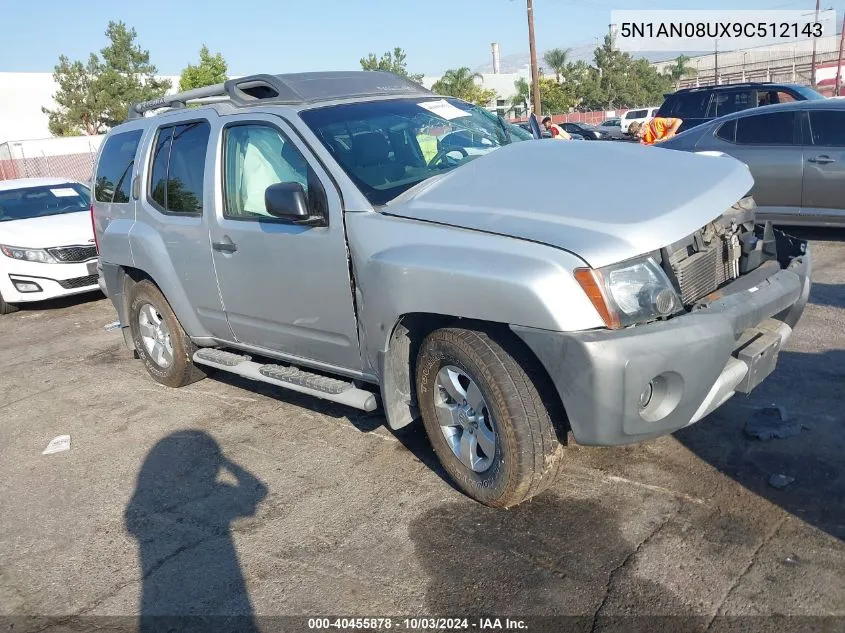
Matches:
[665,55,696,89]
[510,77,531,115]
[543,48,571,83]
[431,67,484,103]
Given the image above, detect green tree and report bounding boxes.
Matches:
[664,55,696,89]
[538,77,573,115]
[510,77,531,114]
[431,67,497,106]
[179,45,228,91]
[543,48,571,83]
[562,61,602,111]
[360,47,424,84]
[43,21,170,136]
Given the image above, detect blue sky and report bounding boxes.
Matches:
[1,0,829,76]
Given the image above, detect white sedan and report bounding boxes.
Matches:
[0,177,100,314]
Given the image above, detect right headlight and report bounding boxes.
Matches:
[0,244,58,264]
[574,254,682,329]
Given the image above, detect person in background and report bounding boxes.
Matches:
[541,116,571,140]
[628,118,683,145]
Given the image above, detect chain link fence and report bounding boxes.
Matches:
[0,137,102,184]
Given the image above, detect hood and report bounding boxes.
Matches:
[0,211,94,249]
[384,140,754,268]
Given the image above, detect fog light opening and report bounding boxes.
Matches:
[639,372,684,423]
[12,280,42,293]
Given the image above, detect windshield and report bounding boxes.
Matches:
[300,97,523,205]
[0,183,90,222]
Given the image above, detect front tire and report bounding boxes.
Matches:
[0,291,18,315]
[415,327,564,508]
[128,280,205,388]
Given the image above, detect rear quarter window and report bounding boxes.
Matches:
[715,119,737,142]
[95,130,143,203]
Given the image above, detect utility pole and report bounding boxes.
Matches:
[835,10,845,96]
[527,0,542,116]
[811,0,820,86]
[714,40,719,85]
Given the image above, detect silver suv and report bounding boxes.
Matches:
[92,71,812,507]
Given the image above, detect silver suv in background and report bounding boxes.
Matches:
[92,71,811,507]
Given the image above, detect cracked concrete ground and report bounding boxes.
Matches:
[0,230,843,632]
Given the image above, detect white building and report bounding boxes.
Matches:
[422,69,532,117]
[0,72,180,144]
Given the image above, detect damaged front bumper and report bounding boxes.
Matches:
[511,234,811,446]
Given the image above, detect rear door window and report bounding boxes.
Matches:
[735,111,797,145]
[625,109,647,119]
[661,92,711,119]
[711,90,753,117]
[94,129,143,203]
[757,90,798,106]
[808,110,845,146]
[148,121,210,215]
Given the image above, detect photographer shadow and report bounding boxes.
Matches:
[124,430,268,632]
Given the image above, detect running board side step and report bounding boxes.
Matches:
[193,349,378,412]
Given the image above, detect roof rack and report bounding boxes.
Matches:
[675,81,778,92]
[128,71,432,120]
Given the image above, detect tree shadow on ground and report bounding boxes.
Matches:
[675,349,845,542]
[124,429,268,632]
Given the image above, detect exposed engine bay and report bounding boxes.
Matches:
[660,197,809,308]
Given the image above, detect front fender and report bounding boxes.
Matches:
[346,213,605,376]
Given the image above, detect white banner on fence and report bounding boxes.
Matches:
[611,9,836,53]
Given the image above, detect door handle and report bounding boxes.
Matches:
[808,155,835,164]
[212,240,238,253]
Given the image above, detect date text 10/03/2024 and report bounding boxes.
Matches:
[307,618,528,630]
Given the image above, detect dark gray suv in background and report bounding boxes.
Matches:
[657,82,825,133]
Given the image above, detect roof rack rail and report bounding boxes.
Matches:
[128,74,301,119]
[128,71,432,120]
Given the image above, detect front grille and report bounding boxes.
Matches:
[48,245,97,263]
[671,246,719,304]
[58,274,98,289]
[667,228,742,305]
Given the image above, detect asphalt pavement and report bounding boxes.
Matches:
[0,229,843,633]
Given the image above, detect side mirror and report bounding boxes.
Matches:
[265,182,309,220]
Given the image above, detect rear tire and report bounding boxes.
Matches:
[128,280,205,388]
[0,291,18,315]
[415,326,564,508]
